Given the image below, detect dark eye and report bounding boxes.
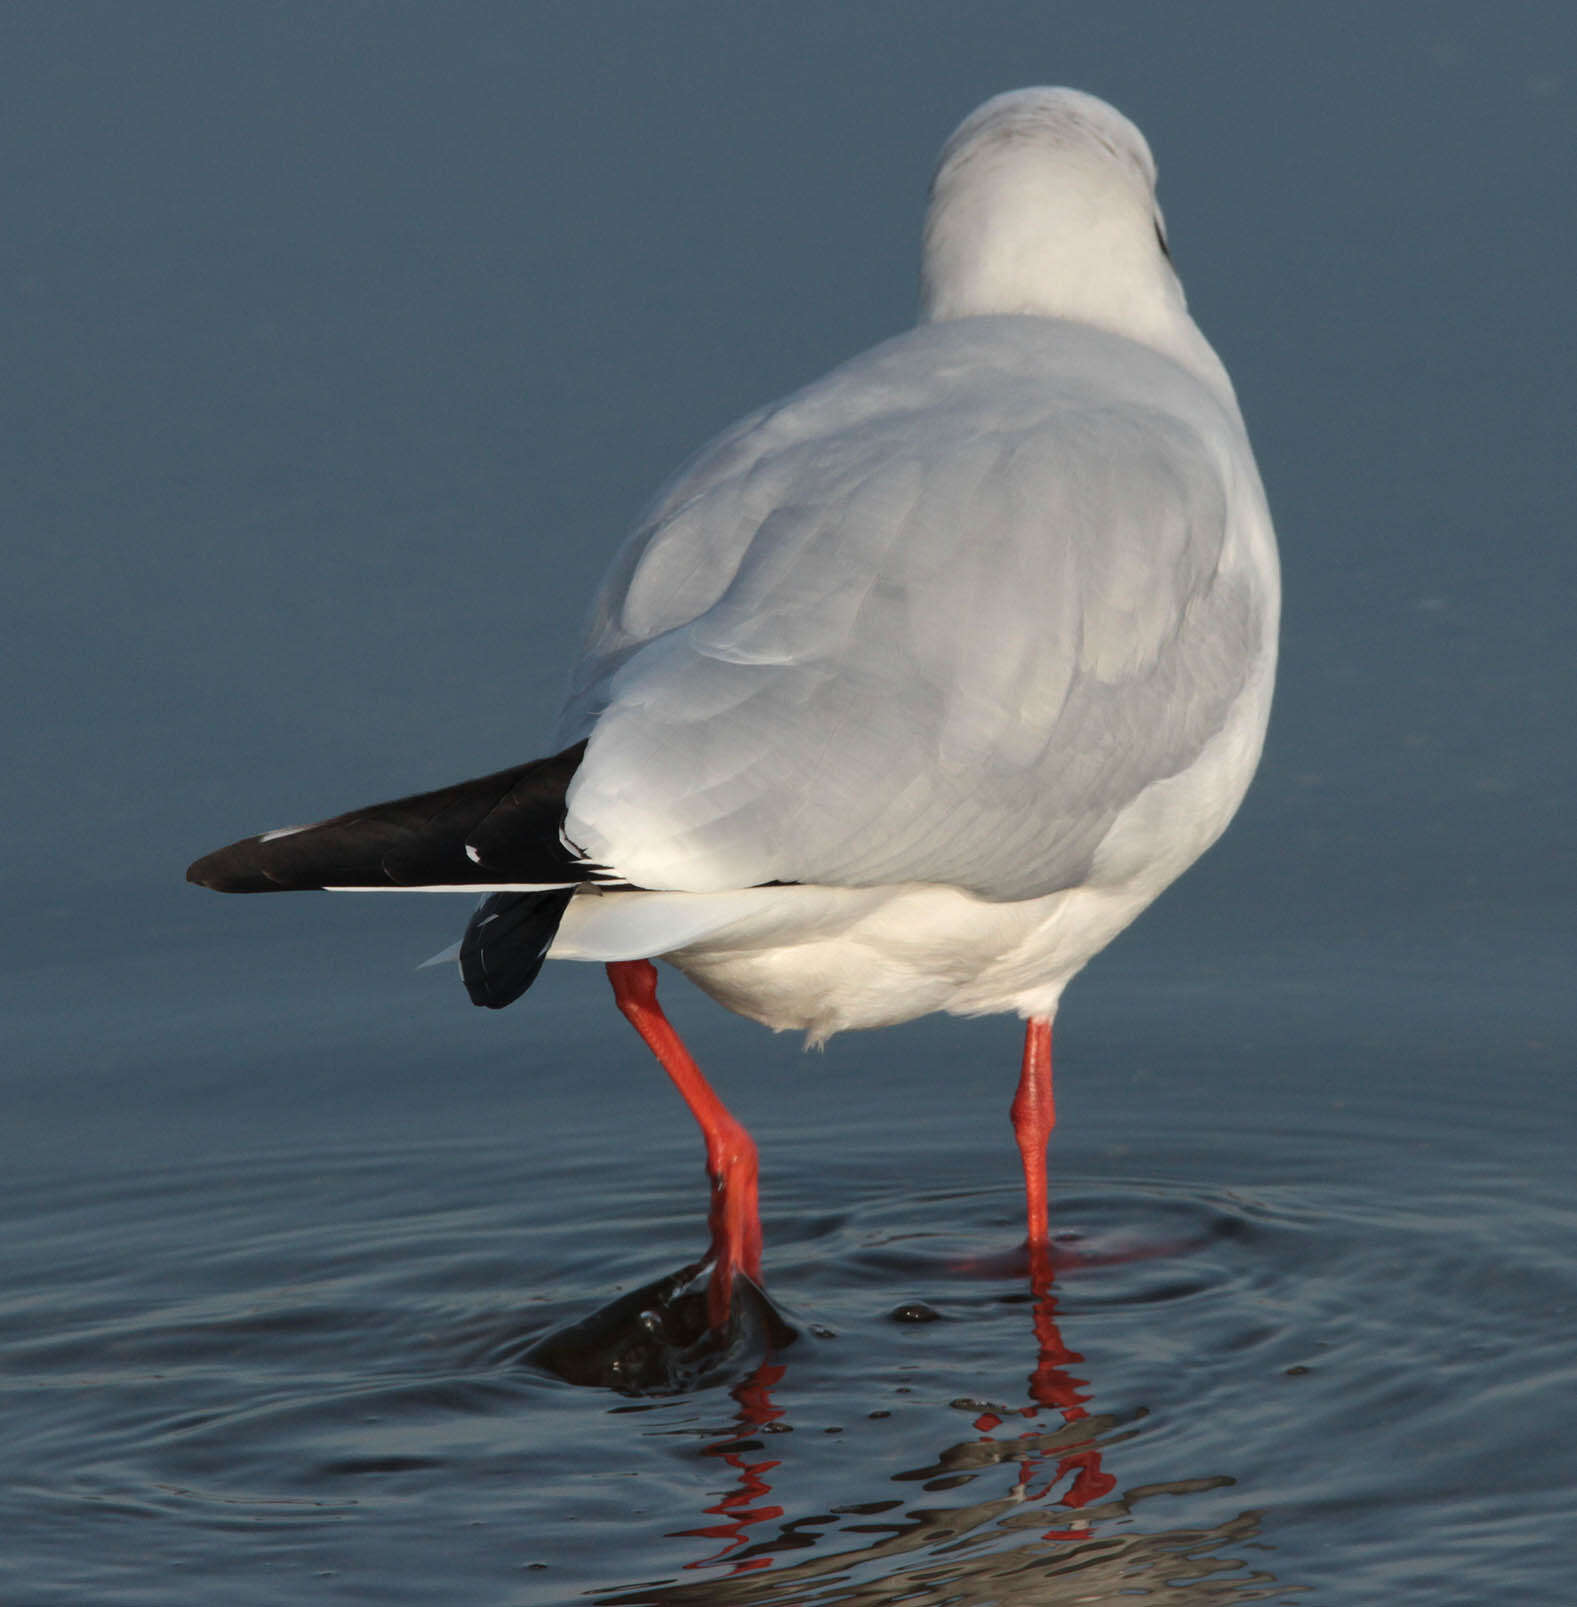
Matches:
[1155,221,1171,262]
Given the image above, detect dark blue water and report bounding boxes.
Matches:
[5,5,1575,1602]
[4,889,1572,1603]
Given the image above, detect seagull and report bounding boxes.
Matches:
[188,88,1279,1328]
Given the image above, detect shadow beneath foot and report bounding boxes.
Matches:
[522,1262,797,1394]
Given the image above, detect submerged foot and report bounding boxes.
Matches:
[523,1260,795,1394]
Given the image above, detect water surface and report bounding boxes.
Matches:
[3,901,1571,1603]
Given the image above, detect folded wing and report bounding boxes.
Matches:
[555,317,1271,901]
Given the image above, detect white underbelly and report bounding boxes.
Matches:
[665,879,1153,1042]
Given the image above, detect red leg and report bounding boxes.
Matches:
[1011,1017,1055,1290]
[606,960,762,1328]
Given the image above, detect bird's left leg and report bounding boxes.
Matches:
[1011,1016,1056,1291]
[605,959,762,1329]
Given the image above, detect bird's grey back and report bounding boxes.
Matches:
[554,315,1273,900]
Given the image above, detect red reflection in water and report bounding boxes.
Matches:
[672,1362,788,1572]
[978,1250,1116,1537]
[670,1251,1125,1573]
[1020,1280,1118,1532]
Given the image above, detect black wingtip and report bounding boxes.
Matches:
[184,740,592,895]
[186,841,303,893]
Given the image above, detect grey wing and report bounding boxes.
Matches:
[555,375,1268,901]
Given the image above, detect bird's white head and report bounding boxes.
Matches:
[920,88,1189,352]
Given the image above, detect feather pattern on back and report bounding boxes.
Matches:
[556,317,1272,901]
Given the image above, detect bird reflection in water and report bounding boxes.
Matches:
[563,1256,1290,1603]
[674,1362,788,1574]
[968,1273,1117,1535]
[676,1285,1115,1580]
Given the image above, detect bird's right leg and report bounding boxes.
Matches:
[605,959,762,1329]
[1011,1016,1056,1293]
